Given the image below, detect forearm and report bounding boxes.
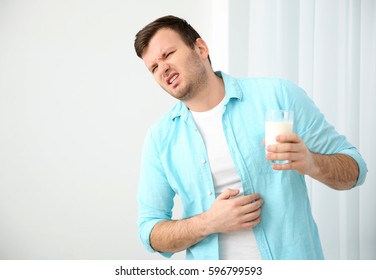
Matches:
[309,153,359,190]
[149,191,263,254]
[150,214,208,253]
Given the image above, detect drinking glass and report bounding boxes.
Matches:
[265,110,294,164]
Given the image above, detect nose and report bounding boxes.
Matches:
[159,62,170,78]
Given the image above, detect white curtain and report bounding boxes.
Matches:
[214,0,376,259]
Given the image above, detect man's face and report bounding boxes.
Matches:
[142,28,208,101]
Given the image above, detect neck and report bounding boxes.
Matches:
[185,71,225,112]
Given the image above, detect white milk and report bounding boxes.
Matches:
[265,121,293,148]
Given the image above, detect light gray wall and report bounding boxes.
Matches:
[0,0,214,260]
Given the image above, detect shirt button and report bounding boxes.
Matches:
[201,159,206,164]
[207,190,212,196]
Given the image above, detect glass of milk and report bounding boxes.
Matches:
[265,110,294,164]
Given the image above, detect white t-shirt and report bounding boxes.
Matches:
[191,98,261,260]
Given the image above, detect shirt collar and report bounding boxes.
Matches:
[171,71,243,121]
[216,71,243,104]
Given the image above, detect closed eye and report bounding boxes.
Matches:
[149,50,175,73]
[149,63,158,73]
[166,50,175,58]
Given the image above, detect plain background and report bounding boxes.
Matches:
[0,0,375,260]
[0,0,215,260]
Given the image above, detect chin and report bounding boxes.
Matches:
[169,89,189,101]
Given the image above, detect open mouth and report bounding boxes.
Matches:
[167,73,179,85]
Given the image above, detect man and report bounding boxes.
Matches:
[134,15,367,260]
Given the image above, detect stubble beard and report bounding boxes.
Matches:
[168,51,208,102]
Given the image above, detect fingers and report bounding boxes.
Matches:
[267,143,300,153]
[218,191,263,216]
[234,193,261,206]
[210,192,264,233]
[266,151,301,161]
[233,196,264,219]
[217,190,261,204]
[242,208,262,222]
[217,188,240,200]
[240,198,264,212]
[265,133,304,160]
[241,217,262,229]
[275,133,300,143]
[265,133,313,174]
[225,199,263,231]
[272,162,293,171]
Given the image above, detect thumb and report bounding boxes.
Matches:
[217,189,240,200]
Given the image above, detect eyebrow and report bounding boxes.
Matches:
[148,48,175,73]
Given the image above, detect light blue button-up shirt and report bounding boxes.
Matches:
[138,71,367,260]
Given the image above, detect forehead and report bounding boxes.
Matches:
[142,29,186,63]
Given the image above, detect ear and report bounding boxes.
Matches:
[194,38,209,59]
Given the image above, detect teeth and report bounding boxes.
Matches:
[169,74,178,84]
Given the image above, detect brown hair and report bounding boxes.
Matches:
[134,15,211,64]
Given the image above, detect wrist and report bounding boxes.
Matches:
[197,211,214,237]
[307,151,321,178]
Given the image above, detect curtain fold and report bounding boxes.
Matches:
[224,0,375,259]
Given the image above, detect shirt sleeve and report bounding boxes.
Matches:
[137,126,175,258]
[280,80,368,187]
